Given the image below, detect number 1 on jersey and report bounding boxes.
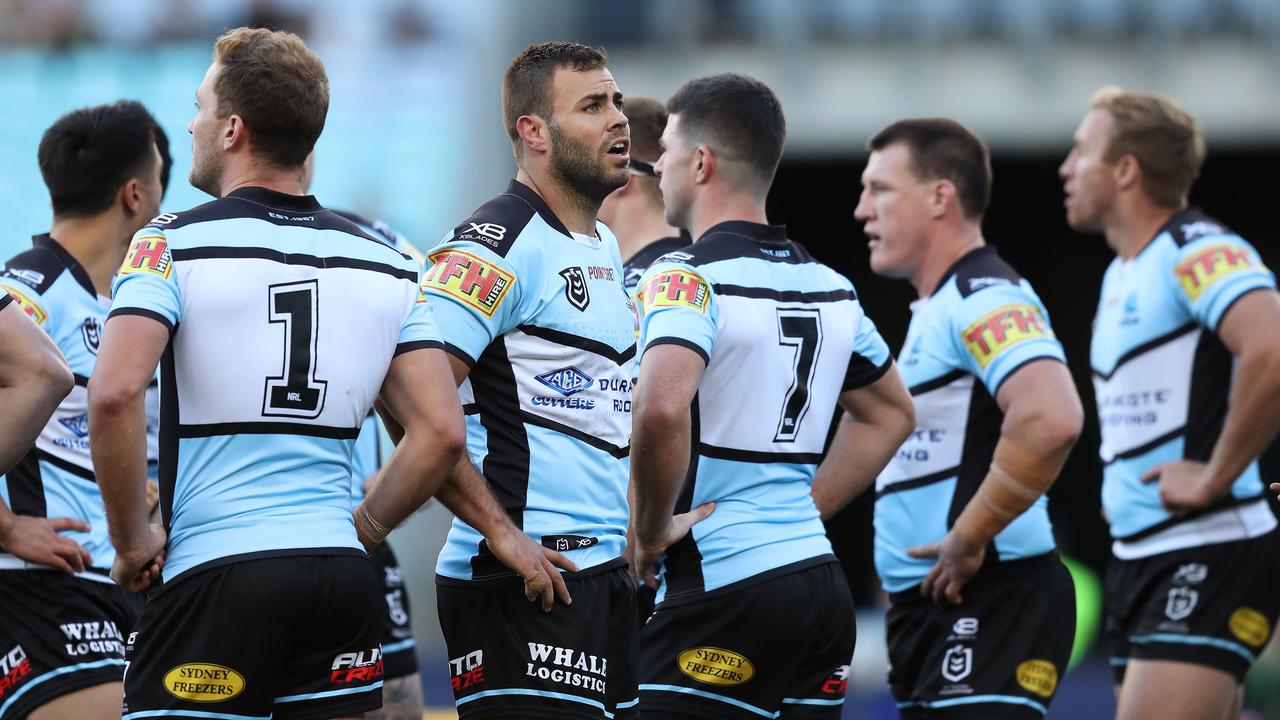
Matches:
[775,308,822,442]
[263,280,327,418]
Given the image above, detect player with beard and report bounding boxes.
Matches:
[1061,87,1280,720]
[597,96,687,297]
[423,41,640,720]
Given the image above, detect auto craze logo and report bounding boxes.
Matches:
[1015,660,1058,698]
[536,366,593,397]
[422,250,514,317]
[676,647,754,686]
[3,286,47,325]
[331,648,383,685]
[961,303,1052,369]
[163,663,245,702]
[639,270,711,314]
[450,650,484,692]
[0,645,31,699]
[119,234,173,280]
[821,665,849,696]
[1175,243,1263,301]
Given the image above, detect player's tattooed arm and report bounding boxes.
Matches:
[630,343,717,589]
[811,362,914,520]
[88,314,168,591]
[1143,290,1280,513]
[0,298,73,474]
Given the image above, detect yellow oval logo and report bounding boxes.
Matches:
[163,663,245,702]
[677,647,754,686]
[1015,659,1058,698]
[1229,607,1270,648]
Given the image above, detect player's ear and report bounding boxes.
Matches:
[694,145,713,185]
[931,179,956,219]
[516,115,549,155]
[1114,153,1141,192]
[120,178,144,216]
[224,114,247,151]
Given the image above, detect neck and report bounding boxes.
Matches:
[910,224,986,298]
[688,189,769,242]
[220,160,307,199]
[516,167,602,236]
[1103,199,1180,260]
[609,201,680,263]
[48,213,132,297]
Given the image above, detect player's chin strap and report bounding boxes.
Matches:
[355,504,392,548]
[952,439,1063,545]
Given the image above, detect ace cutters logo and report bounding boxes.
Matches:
[535,366,593,397]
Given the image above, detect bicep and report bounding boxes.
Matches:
[635,343,705,412]
[93,315,169,396]
[993,358,1080,418]
[1215,288,1280,358]
[379,347,460,429]
[0,301,65,386]
[837,360,912,423]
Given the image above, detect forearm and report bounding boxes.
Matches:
[435,454,519,541]
[359,426,457,532]
[630,408,690,546]
[0,499,15,547]
[88,393,150,551]
[812,412,901,520]
[1202,348,1280,493]
[952,424,1073,547]
[0,384,63,474]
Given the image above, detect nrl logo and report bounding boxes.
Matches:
[941,645,972,683]
[82,318,102,354]
[1165,587,1199,621]
[559,267,590,311]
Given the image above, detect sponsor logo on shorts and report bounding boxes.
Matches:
[119,234,173,280]
[536,366,593,397]
[1175,242,1263,301]
[941,645,972,683]
[527,643,607,693]
[385,589,409,627]
[330,648,383,685]
[639,270,711,314]
[1015,659,1058,698]
[60,620,126,657]
[820,665,849,696]
[163,663,245,702]
[961,303,1052,369]
[449,650,484,692]
[1228,607,1271,648]
[1165,587,1199,621]
[676,647,754,686]
[1172,563,1208,585]
[422,249,515,317]
[0,645,32,700]
[3,287,47,325]
[952,618,979,637]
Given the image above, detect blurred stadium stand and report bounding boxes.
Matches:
[1,1,1277,717]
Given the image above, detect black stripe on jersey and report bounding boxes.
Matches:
[711,285,858,303]
[73,373,91,387]
[394,339,445,357]
[517,411,629,459]
[1214,286,1272,333]
[1092,323,1197,380]
[159,342,178,530]
[947,379,1002,569]
[845,356,892,392]
[2,235,87,296]
[516,324,636,365]
[170,247,417,281]
[663,394,705,598]
[446,180,561,258]
[875,465,963,499]
[1163,207,1233,248]
[176,422,361,439]
[943,246,1022,300]
[698,443,824,465]
[108,307,175,332]
[471,338,532,531]
[1115,494,1268,543]
[1104,426,1186,466]
[0,292,10,312]
[1186,328,1234,464]
[991,356,1067,398]
[442,342,477,368]
[462,403,478,415]
[644,337,709,366]
[6,451,46,517]
[908,369,969,396]
[33,449,95,481]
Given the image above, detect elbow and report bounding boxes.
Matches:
[407,406,466,467]
[890,396,917,444]
[42,354,74,403]
[87,374,139,419]
[1030,402,1083,457]
[633,393,688,433]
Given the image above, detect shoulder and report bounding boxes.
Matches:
[1163,208,1237,248]
[443,189,549,259]
[1,245,65,295]
[950,246,1023,299]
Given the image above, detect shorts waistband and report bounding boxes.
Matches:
[435,555,627,588]
[889,551,1061,605]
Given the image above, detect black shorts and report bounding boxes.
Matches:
[370,542,418,680]
[886,553,1075,719]
[436,559,638,720]
[1105,529,1280,684]
[122,553,384,720]
[639,558,855,720]
[0,569,141,719]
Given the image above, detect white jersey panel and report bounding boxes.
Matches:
[1093,327,1197,464]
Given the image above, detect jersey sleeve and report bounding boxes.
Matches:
[109,228,182,329]
[0,291,9,313]
[844,308,893,390]
[418,239,522,365]
[1171,233,1276,332]
[635,260,719,365]
[395,273,446,355]
[0,277,49,328]
[952,282,1065,395]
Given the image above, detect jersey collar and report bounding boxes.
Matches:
[698,220,788,245]
[32,234,97,298]
[930,245,998,297]
[225,186,323,213]
[505,179,573,239]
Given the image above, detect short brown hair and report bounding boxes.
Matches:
[212,27,328,169]
[667,73,786,195]
[625,96,667,163]
[1090,86,1204,208]
[868,118,992,219]
[502,42,607,145]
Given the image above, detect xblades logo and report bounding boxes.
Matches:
[535,366,592,397]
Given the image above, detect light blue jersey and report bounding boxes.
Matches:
[1091,208,1277,559]
[636,221,891,605]
[425,180,635,581]
[873,247,1065,593]
[0,236,125,576]
[109,187,441,583]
